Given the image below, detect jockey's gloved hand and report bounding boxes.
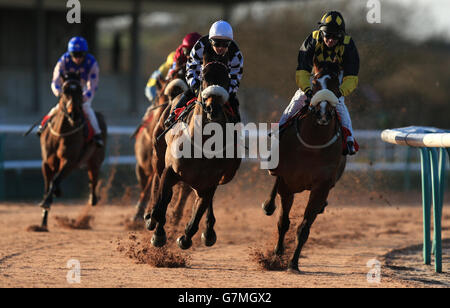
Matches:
[229,92,239,105]
[191,81,200,96]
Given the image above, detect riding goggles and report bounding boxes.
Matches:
[321,31,342,40]
[210,38,231,48]
[70,51,87,59]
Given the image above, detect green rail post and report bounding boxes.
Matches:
[419,147,432,265]
[429,148,443,272]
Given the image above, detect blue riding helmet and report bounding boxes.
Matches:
[68,36,88,53]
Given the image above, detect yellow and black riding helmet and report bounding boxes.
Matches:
[318,11,346,40]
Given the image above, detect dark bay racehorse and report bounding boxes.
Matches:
[133,77,191,223]
[144,61,241,249]
[262,60,346,272]
[38,72,107,230]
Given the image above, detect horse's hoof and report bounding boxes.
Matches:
[201,231,217,247]
[144,214,157,231]
[262,200,276,216]
[274,246,284,257]
[151,232,167,247]
[287,262,301,274]
[177,235,192,250]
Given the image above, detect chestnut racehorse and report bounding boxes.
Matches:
[133,77,191,223]
[262,60,346,272]
[38,72,107,230]
[144,61,241,249]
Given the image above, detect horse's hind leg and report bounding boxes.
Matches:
[177,186,217,250]
[288,182,332,273]
[262,176,280,216]
[149,167,178,247]
[87,161,100,206]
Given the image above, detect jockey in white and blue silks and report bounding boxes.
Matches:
[38,36,103,147]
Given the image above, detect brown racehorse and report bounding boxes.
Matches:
[38,72,107,230]
[133,77,191,222]
[262,60,347,272]
[144,61,241,249]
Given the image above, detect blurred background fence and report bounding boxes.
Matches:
[0,0,449,201]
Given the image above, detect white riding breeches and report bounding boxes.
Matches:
[280,89,354,141]
[47,99,101,135]
[82,99,101,135]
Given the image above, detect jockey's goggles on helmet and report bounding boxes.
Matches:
[321,31,342,40]
[210,38,231,48]
[70,51,86,59]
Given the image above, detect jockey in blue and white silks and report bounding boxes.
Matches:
[39,36,103,147]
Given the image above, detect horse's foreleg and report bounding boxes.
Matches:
[178,186,217,250]
[171,183,191,226]
[288,182,332,273]
[149,167,178,247]
[40,159,76,210]
[144,175,160,230]
[275,192,294,256]
[87,162,100,206]
[202,198,217,247]
[262,176,280,216]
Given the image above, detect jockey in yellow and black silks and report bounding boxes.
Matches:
[280,11,360,155]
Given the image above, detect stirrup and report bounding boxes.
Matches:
[346,141,356,156]
[94,134,104,148]
[36,124,47,137]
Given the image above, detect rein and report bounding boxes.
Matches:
[48,120,85,138]
[295,108,340,150]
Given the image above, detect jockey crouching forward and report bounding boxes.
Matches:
[144,51,176,106]
[166,32,202,81]
[279,11,359,155]
[141,32,201,122]
[38,36,103,147]
[164,20,244,127]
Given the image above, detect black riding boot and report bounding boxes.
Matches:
[164,88,195,128]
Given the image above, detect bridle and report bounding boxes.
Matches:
[49,79,85,137]
[295,70,341,150]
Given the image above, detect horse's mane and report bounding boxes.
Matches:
[202,62,230,89]
[314,61,341,76]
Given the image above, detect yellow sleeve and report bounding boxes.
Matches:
[158,51,176,79]
[146,51,176,88]
[339,75,359,96]
[295,70,312,92]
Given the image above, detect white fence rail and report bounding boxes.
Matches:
[0,124,446,172]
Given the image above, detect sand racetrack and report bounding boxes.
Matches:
[1,182,449,288]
